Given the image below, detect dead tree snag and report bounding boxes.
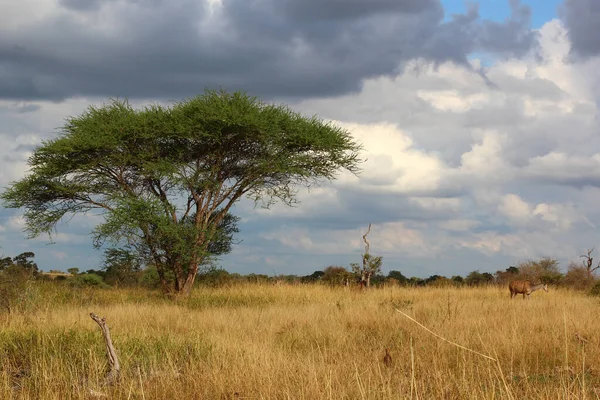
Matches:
[580,248,600,279]
[351,223,382,288]
[360,223,371,287]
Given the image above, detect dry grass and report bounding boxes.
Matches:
[1,283,599,399]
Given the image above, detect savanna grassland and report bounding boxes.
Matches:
[1,282,599,399]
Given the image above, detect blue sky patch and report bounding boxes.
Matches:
[442,0,561,28]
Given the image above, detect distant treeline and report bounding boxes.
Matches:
[2,252,599,296]
[193,256,598,293]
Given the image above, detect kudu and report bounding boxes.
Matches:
[509,280,548,300]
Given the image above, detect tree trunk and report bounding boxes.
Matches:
[155,264,173,295]
[180,274,196,296]
[366,273,371,288]
[177,257,203,296]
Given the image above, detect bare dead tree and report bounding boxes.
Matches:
[580,248,600,279]
[350,223,382,288]
[90,313,121,385]
[361,223,371,287]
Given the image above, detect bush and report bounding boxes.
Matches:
[563,264,596,290]
[140,266,161,288]
[387,270,407,285]
[465,271,494,286]
[322,266,352,286]
[196,268,237,287]
[589,281,600,297]
[70,273,107,288]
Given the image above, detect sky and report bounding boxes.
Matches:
[1,0,600,278]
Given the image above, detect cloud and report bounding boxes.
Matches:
[260,221,431,258]
[220,18,600,275]
[498,194,531,225]
[0,0,537,101]
[560,0,600,58]
[523,152,600,187]
[0,11,599,277]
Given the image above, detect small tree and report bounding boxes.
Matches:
[388,270,407,285]
[1,89,362,295]
[67,268,80,276]
[465,270,494,286]
[0,257,13,271]
[12,252,38,274]
[451,275,464,285]
[517,257,562,284]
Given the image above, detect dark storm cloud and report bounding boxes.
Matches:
[278,0,441,21]
[560,0,600,58]
[0,0,536,101]
[59,0,106,11]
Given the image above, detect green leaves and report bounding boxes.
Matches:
[1,89,363,294]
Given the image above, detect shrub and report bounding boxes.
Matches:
[589,281,600,297]
[140,266,161,289]
[322,266,352,286]
[387,270,407,284]
[196,268,237,287]
[70,273,107,288]
[563,263,596,290]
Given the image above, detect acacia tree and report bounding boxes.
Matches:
[1,89,362,295]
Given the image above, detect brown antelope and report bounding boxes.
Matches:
[509,280,548,299]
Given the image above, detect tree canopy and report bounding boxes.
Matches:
[1,89,363,294]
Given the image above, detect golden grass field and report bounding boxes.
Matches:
[1,282,599,399]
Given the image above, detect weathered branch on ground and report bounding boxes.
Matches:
[90,312,121,385]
